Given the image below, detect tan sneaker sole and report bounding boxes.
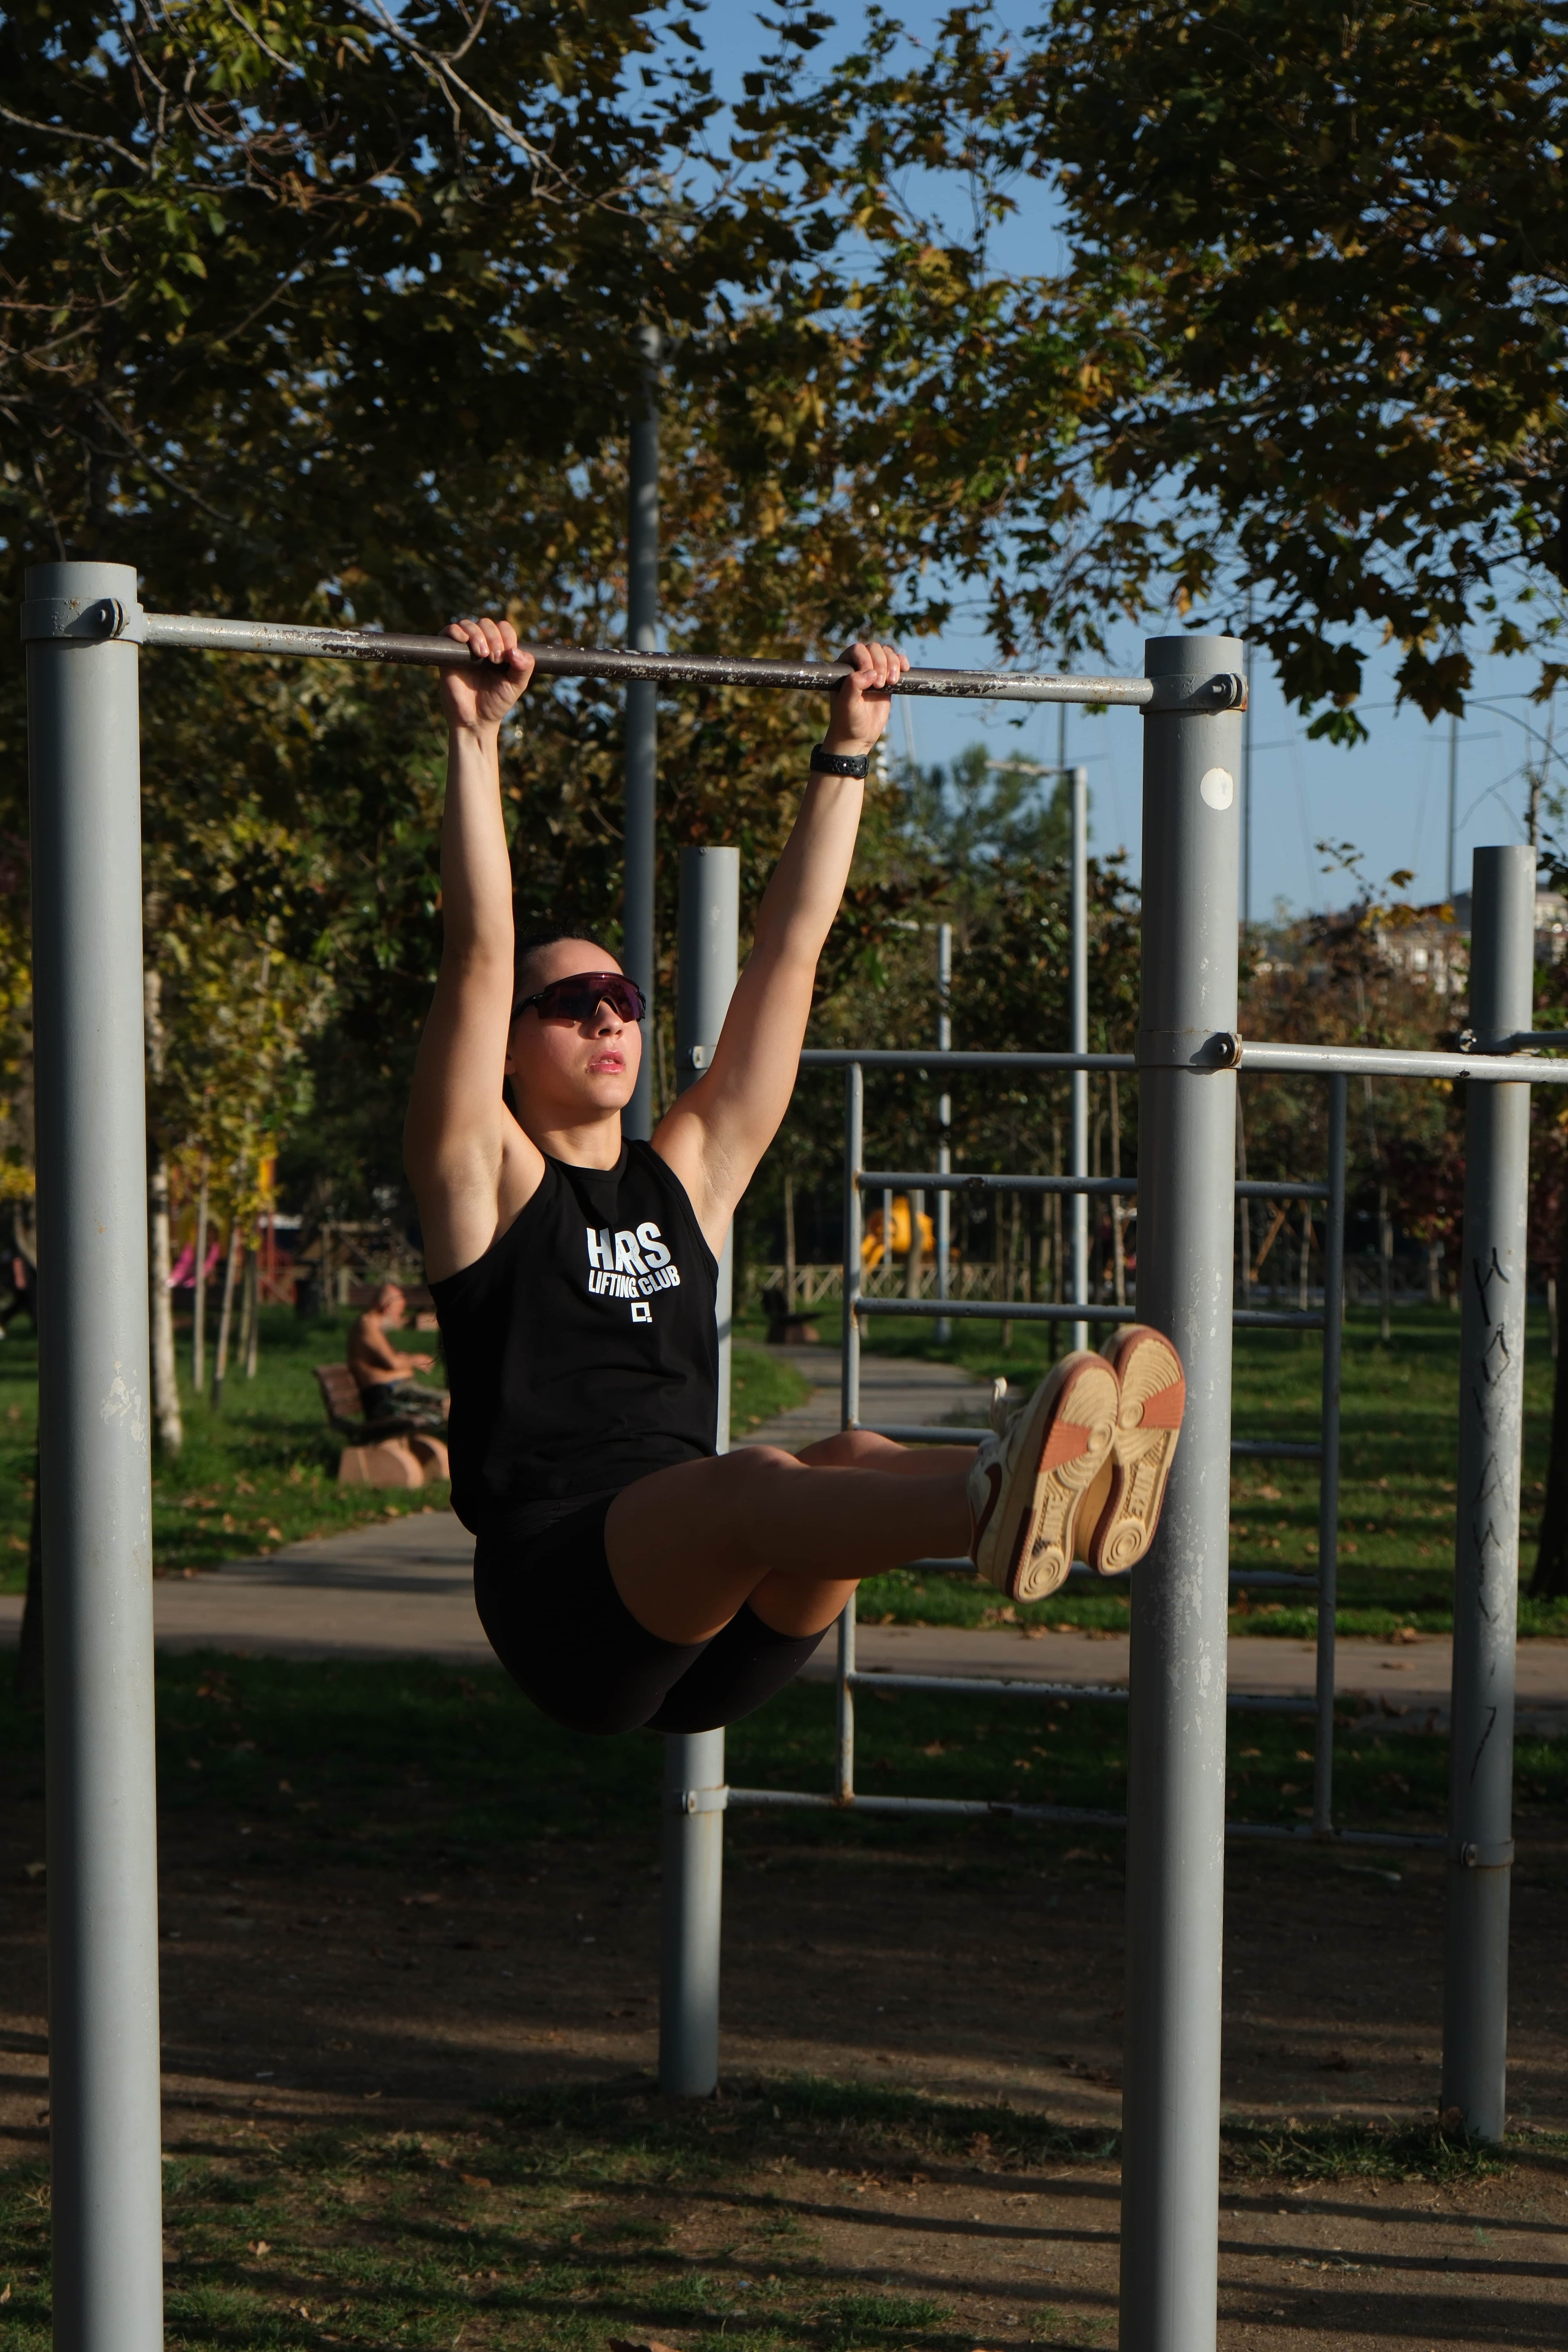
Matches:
[1084,1325,1186,1575]
[973,1353,1120,1602]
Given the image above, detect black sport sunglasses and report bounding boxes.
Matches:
[513,971,647,1026]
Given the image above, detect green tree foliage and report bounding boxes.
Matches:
[1003,0,1568,726]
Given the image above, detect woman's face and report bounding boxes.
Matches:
[503,938,642,1124]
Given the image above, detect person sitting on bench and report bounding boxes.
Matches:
[347,1283,448,1429]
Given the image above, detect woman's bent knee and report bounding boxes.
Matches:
[795,1429,903,1469]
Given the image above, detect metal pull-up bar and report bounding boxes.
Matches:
[20,582,1246,710]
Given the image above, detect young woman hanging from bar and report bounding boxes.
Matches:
[405,615,1186,1736]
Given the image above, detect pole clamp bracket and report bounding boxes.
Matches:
[20,592,147,645]
[1450,1836,1514,1868]
[667,1785,729,1816]
[681,1045,712,1071]
[1141,670,1248,716]
[1136,1028,1242,1071]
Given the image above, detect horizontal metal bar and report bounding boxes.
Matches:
[850,1669,1128,1702]
[847,1669,1322,1714]
[726,1786,1441,1851]
[853,1296,1139,1325]
[887,1554,1318,1590]
[1238,1038,1568,1084]
[137,612,1158,705]
[726,1786,1129,1826]
[859,1169,1327,1202]
[855,1297,1321,1332]
[1224,1821,1446,1852]
[857,1424,985,1447]
[1234,1179,1331,1201]
[860,1430,1323,1462]
[860,1169,1138,1197]
[1489,1031,1568,1054]
[800,1049,1136,1073]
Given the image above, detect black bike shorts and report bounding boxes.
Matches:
[472,1489,828,1737]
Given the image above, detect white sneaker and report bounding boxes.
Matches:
[967,1352,1120,1602]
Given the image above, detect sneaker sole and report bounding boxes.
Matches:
[975,1353,1120,1603]
[1084,1326,1186,1575]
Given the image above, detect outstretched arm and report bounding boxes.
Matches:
[654,641,907,1249]
[404,617,538,1282]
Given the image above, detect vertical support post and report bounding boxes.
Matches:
[1070,764,1089,1352]
[842,1063,864,1431]
[1442,843,1533,2139]
[23,562,163,2352]
[1120,635,1244,2352]
[1446,714,1459,909]
[624,325,661,1141]
[658,844,739,2099]
[935,923,953,1345]
[835,1591,856,1803]
[1312,1074,1348,1836]
[835,1063,864,1803]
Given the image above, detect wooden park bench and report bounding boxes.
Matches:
[313,1363,450,1490]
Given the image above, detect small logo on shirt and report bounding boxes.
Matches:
[585,1222,682,1315]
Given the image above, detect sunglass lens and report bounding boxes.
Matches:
[537,976,645,1023]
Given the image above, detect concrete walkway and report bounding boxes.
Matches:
[733,1340,992,1452]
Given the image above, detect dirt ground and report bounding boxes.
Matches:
[4,1763,1566,2352]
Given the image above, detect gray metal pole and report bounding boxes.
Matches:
[1241,599,1254,935]
[835,1064,865,1803]
[935,924,953,1345]
[1070,765,1090,1352]
[1441,843,1533,2139]
[22,561,164,2352]
[659,845,740,2098]
[624,325,661,1141]
[1120,633,1244,2352]
[1312,1075,1348,1835]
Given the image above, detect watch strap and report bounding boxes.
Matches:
[810,744,870,778]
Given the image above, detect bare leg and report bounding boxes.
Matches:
[605,1428,977,1644]
[746,1430,967,1636]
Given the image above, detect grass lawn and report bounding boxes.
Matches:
[842,1303,1568,1642]
[0,1316,811,1595]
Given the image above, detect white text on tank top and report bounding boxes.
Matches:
[583,1219,684,1323]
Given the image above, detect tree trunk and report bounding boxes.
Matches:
[242,1247,260,1377]
[192,1156,209,1391]
[15,1451,42,1702]
[147,1144,183,1457]
[1532,1185,1568,1596]
[210,1220,241,1408]
[1378,1185,1394,1342]
[240,1251,261,1373]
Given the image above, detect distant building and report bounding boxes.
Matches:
[1374,884,1568,991]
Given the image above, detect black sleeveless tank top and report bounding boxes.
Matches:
[429,1139,719,1533]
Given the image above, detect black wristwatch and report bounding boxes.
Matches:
[810,744,870,778]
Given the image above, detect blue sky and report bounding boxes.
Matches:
[664,5,1562,914]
